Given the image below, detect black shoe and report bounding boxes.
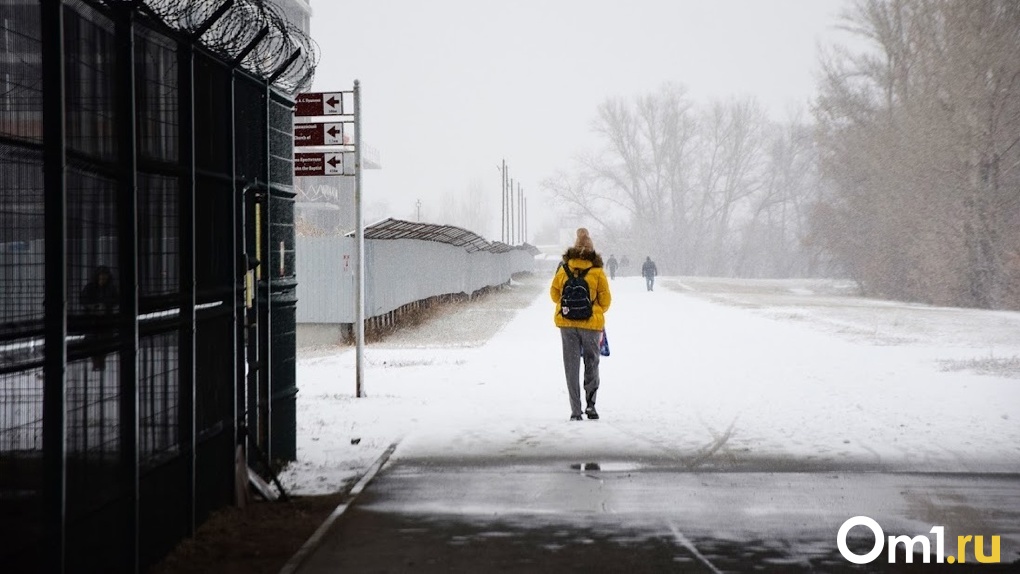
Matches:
[585,407,599,420]
[570,415,583,421]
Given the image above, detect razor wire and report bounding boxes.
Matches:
[140,0,318,93]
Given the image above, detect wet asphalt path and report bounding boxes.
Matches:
[293,453,1020,573]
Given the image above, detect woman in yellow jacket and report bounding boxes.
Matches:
[549,228,611,421]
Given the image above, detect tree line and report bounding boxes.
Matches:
[546,0,1020,310]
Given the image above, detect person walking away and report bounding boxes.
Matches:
[550,228,611,421]
[641,256,658,291]
[606,254,618,280]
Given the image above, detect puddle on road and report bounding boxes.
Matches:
[569,462,643,472]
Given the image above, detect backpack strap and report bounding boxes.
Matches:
[563,263,595,279]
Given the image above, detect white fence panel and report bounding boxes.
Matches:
[296,236,534,324]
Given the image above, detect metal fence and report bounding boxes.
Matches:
[0,0,304,571]
[296,231,536,325]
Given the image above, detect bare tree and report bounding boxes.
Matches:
[547,84,819,278]
[813,0,1020,308]
[737,118,820,277]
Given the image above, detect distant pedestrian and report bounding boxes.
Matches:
[550,228,611,421]
[641,256,658,291]
[606,254,618,280]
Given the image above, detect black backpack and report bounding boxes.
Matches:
[559,263,593,320]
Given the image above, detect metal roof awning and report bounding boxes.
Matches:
[347,218,536,254]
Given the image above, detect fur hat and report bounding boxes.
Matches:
[574,227,594,252]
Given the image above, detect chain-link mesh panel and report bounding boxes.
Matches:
[0,145,44,331]
[64,3,118,162]
[66,167,119,321]
[269,95,293,188]
[234,75,267,182]
[138,173,179,300]
[0,368,44,567]
[0,1,42,144]
[135,24,179,164]
[194,175,235,300]
[139,331,179,465]
[195,313,234,433]
[0,2,45,567]
[194,52,232,174]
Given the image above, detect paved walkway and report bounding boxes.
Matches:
[292,452,1020,572]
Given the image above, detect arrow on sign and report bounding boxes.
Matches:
[323,153,344,175]
[327,125,341,138]
[295,91,348,116]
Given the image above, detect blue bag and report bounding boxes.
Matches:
[581,328,611,357]
[599,328,610,357]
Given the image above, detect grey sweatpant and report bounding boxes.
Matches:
[560,327,601,417]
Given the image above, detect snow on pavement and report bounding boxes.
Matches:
[280,273,1020,495]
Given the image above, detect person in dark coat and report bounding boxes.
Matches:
[606,254,619,280]
[81,265,119,314]
[641,256,658,291]
[80,266,118,371]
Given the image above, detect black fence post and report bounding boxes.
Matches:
[231,70,245,490]
[114,6,140,572]
[268,90,298,463]
[41,1,67,571]
[177,38,197,537]
[260,82,273,463]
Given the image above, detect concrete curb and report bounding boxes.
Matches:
[278,442,400,574]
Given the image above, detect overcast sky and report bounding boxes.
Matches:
[308,0,854,240]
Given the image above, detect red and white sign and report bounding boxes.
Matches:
[294,122,346,147]
[295,92,346,117]
[295,152,344,176]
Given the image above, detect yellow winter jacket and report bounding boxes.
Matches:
[550,249,611,331]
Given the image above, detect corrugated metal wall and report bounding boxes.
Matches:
[296,237,535,323]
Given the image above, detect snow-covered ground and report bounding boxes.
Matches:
[279,273,1020,495]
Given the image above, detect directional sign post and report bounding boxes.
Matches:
[352,81,365,398]
[293,83,366,397]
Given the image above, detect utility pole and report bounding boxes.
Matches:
[416,198,421,222]
[500,159,506,243]
[517,183,522,246]
[509,176,515,244]
[523,196,527,244]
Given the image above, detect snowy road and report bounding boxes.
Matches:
[282,272,1020,569]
